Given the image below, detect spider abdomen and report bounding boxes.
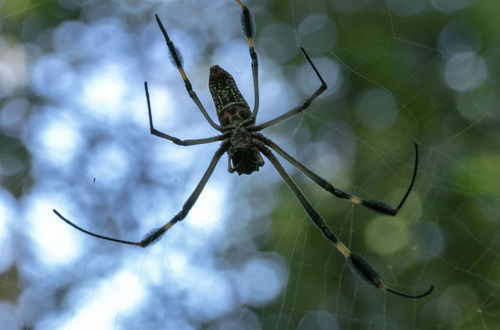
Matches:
[209,65,251,126]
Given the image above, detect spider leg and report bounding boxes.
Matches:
[257,143,433,299]
[144,82,226,146]
[53,143,228,247]
[154,15,222,131]
[236,0,260,118]
[256,134,418,216]
[53,209,143,246]
[138,144,227,247]
[252,48,327,131]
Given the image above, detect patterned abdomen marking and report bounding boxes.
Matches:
[209,65,251,126]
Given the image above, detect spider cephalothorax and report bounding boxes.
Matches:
[54,0,433,299]
[227,127,264,175]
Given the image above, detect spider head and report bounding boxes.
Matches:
[209,65,251,126]
[228,128,264,175]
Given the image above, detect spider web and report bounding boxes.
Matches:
[1,0,500,329]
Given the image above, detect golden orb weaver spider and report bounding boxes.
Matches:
[54,0,433,299]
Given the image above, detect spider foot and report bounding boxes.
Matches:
[347,253,433,299]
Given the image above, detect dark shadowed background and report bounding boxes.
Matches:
[1,0,500,329]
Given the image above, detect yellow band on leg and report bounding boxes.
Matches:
[350,196,361,204]
[336,242,351,258]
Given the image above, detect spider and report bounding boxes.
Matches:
[54,0,433,299]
